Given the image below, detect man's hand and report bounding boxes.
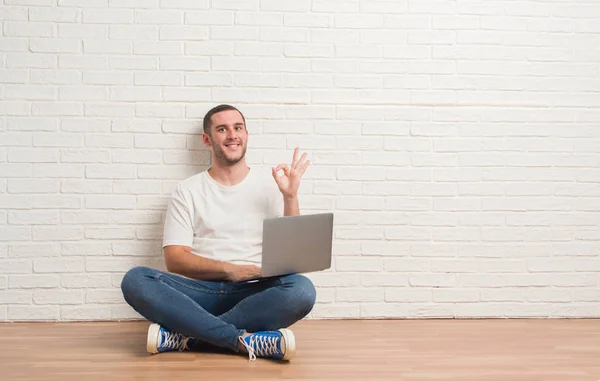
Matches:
[272,147,310,199]
[224,263,261,282]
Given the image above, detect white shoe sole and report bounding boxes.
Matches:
[279,328,296,360]
[147,323,161,354]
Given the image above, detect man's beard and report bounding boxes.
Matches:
[213,142,247,166]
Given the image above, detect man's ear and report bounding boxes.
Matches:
[202,133,212,147]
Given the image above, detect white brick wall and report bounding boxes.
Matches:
[1,1,600,321]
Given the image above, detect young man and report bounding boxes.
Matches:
[120,104,316,361]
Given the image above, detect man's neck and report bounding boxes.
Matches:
[208,161,250,186]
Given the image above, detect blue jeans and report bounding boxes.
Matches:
[120,266,317,352]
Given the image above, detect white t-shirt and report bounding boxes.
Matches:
[162,168,284,265]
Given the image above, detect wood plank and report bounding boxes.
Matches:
[1,320,599,380]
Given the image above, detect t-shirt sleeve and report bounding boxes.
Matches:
[162,184,194,248]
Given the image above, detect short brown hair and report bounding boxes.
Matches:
[203,104,246,135]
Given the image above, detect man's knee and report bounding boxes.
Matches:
[121,266,153,300]
[284,274,317,313]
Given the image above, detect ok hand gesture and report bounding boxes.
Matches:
[272,147,309,199]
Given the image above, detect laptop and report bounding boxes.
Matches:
[244,213,334,282]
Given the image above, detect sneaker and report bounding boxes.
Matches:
[238,328,296,361]
[146,323,197,354]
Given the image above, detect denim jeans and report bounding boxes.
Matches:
[120,266,317,352]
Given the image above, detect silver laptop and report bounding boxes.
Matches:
[247,213,334,281]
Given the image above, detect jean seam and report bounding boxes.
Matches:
[155,273,221,295]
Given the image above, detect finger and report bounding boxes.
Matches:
[273,164,290,177]
[300,160,310,175]
[291,147,299,167]
[294,152,307,170]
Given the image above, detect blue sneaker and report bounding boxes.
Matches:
[238,328,296,361]
[147,323,197,354]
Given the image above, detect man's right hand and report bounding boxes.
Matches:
[224,263,261,282]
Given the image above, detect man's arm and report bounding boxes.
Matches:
[164,245,260,282]
[283,195,300,216]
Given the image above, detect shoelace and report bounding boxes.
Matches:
[161,330,193,351]
[238,334,280,361]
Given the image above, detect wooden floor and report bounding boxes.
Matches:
[1,319,599,381]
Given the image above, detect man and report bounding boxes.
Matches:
[121,104,316,362]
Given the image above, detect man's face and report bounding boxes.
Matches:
[204,109,248,166]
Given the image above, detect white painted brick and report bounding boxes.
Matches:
[0,164,32,179]
[32,102,82,116]
[62,242,112,257]
[134,41,183,56]
[33,133,81,148]
[361,274,408,287]
[0,69,29,84]
[0,6,28,21]
[61,305,111,321]
[61,274,112,288]
[33,195,81,209]
[34,258,84,273]
[9,243,59,258]
[61,212,112,225]
[8,211,59,225]
[34,164,84,178]
[85,228,135,240]
[4,53,58,70]
[4,21,54,37]
[136,196,171,210]
[386,196,431,211]
[30,39,80,54]
[0,259,32,274]
[8,148,58,163]
[83,9,132,24]
[85,195,136,210]
[109,25,158,41]
[409,31,455,45]
[184,10,232,25]
[33,227,84,241]
[112,241,161,256]
[61,149,111,163]
[83,39,132,54]
[136,104,183,118]
[385,288,431,303]
[311,303,360,319]
[386,227,431,241]
[58,0,107,6]
[336,160,386,180]
[0,290,33,304]
[109,57,157,71]
[112,149,162,164]
[9,275,58,289]
[85,288,123,304]
[62,119,111,133]
[34,290,83,305]
[336,288,383,302]
[9,306,59,321]
[335,257,383,272]
[137,165,200,180]
[0,101,33,116]
[0,38,28,53]
[7,180,59,194]
[111,119,161,134]
[361,30,405,45]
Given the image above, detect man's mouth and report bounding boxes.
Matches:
[224,142,241,150]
